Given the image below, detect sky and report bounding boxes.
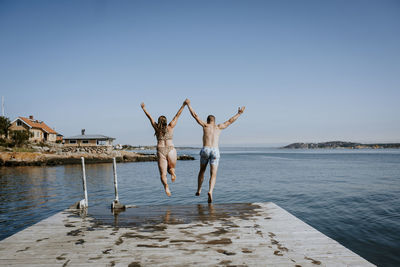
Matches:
[1,0,399,146]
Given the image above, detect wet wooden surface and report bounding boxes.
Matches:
[0,202,375,266]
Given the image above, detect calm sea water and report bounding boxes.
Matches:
[0,148,399,266]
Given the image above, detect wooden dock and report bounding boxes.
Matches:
[0,202,375,266]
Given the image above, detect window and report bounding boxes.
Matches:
[82,140,89,144]
[97,140,106,146]
[69,140,77,144]
[17,120,22,126]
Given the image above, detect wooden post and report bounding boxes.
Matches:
[81,157,88,208]
[113,157,119,201]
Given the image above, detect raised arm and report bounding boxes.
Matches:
[169,101,186,128]
[218,106,245,130]
[140,102,157,130]
[185,99,206,127]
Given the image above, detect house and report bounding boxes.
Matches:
[63,129,115,147]
[9,115,58,142]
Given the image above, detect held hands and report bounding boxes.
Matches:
[238,106,245,114]
[184,98,190,106]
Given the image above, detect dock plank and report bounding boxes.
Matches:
[0,202,374,266]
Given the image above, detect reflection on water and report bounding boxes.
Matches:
[92,203,258,229]
[0,148,400,266]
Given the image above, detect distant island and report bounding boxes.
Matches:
[282,141,400,149]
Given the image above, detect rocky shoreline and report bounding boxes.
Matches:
[0,151,195,167]
[120,145,199,150]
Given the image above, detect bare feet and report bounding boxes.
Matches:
[164,185,171,197]
[208,192,213,203]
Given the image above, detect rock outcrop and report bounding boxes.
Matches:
[0,150,194,167]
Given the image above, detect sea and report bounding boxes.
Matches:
[0,147,399,266]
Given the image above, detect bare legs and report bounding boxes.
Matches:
[157,153,171,196]
[167,148,177,182]
[157,148,177,197]
[195,162,219,203]
[195,163,208,196]
[208,164,218,203]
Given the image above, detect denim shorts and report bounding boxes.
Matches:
[200,147,220,166]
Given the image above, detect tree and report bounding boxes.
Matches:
[0,116,11,139]
[10,130,32,147]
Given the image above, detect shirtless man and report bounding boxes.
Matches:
[185,99,245,203]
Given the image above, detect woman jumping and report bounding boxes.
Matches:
[140,101,186,196]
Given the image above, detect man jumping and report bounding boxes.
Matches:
[185,99,245,203]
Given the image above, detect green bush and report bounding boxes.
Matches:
[0,137,13,148]
[0,116,11,138]
[10,130,32,147]
[0,138,6,146]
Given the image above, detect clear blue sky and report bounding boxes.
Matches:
[1,0,399,146]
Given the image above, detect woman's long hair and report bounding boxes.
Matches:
[155,116,168,137]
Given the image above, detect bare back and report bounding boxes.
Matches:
[202,123,222,148]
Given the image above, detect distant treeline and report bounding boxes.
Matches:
[282,141,400,149]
